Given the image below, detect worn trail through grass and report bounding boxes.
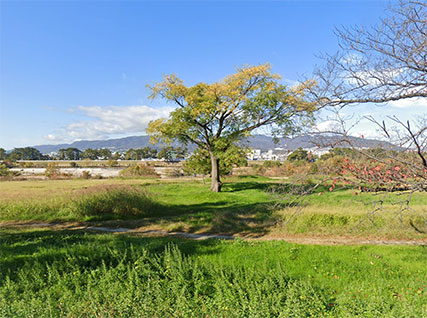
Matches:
[1,176,426,240]
[1,221,426,246]
[1,228,426,317]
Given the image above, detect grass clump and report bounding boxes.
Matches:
[44,162,60,179]
[0,186,160,221]
[69,187,159,220]
[119,164,159,178]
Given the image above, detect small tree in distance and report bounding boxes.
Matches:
[157,146,187,162]
[287,148,309,162]
[147,64,315,192]
[0,148,6,160]
[58,148,82,161]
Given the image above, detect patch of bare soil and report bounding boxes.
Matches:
[1,220,426,246]
[249,234,426,245]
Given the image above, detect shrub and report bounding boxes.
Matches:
[107,159,118,167]
[163,167,183,177]
[81,159,93,167]
[1,160,14,168]
[317,156,345,175]
[263,166,285,177]
[253,160,318,177]
[253,165,266,176]
[281,162,297,175]
[81,170,91,179]
[288,148,309,162]
[308,162,319,174]
[45,162,60,179]
[0,163,13,177]
[119,164,159,178]
[23,162,35,168]
[262,160,282,168]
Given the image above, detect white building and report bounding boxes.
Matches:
[247,148,261,160]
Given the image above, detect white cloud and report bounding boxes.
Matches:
[44,105,174,143]
[386,97,427,109]
[315,120,341,133]
[315,115,384,140]
[45,134,57,141]
[348,125,381,139]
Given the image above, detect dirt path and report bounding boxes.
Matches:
[1,221,426,246]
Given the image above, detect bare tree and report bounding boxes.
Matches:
[304,0,427,233]
[311,0,426,107]
[310,0,426,183]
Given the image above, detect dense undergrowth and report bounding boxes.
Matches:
[0,230,425,317]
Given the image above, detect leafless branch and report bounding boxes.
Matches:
[309,0,427,107]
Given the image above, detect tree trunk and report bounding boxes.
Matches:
[210,153,222,192]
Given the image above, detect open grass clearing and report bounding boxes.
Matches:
[0,228,425,317]
[1,176,426,240]
[0,177,194,202]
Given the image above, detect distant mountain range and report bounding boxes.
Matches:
[33,134,394,154]
[245,134,395,151]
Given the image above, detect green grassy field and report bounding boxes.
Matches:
[1,229,425,317]
[1,176,426,238]
[1,177,426,316]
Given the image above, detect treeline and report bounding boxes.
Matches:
[0,147,49,161]
[0,146,187,161]
[287,147,411,162]
[1,145,415,164]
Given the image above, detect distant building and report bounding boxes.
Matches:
[247,148,261,160]
[247,146,335,162]
[306,147,331,157]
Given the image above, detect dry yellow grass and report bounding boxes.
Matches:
[0,177,204,202]
[0,179,147,202]
[1,177,425,240]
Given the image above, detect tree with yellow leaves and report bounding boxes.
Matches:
[147,64,315,192]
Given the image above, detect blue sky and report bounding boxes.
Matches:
[1,0,425,149]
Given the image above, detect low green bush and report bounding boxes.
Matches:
[0,163,10,177]
[44,162,60,179]
[106,159,118,167]
[119,164,159,178]
[163,167,183,177]
[263,160,282,168]
[81,170,91,179]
